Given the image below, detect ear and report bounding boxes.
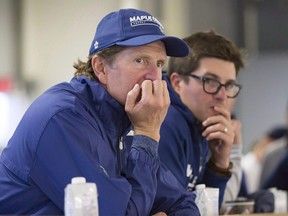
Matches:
[170,72,182,94]
[91,55,107,85]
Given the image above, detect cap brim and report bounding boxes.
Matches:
[116,35,189,57]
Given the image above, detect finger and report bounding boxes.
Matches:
[205,130,230,142]
[202,122,231,137]
[202,115,226,128]
[213,106,231,120]
[202,122,221,137]
[162,80,170,104]
[223,126,228,134]
[151,80,170,106]
[204,126,235,146]
[141,80,153,100]
[151,80,162,96]
[125,84,140,112]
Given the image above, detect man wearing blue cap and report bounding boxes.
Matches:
[0,8,200,215]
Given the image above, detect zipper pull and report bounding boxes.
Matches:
[119,137,123,150]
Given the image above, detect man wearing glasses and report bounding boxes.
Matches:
[159,30,245,208]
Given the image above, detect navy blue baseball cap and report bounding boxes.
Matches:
[89,8,189,57]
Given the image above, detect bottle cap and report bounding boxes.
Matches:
[196,184,206,190]
[71,177,86,184]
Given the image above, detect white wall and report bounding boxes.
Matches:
[3,0,240,97]
[0,0,18,76]
[1,0,287,152]
[237,52,288,153]
[21,0,123,97]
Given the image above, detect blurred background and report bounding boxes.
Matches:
[0,0,287,153]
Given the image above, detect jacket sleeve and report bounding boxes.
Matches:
[223,144,243,202]
[123,135,160,215]
[29,110,198,215]
[152,163,200,216]
[159,109,230,209]
[158,116,189,188]
[29,110,132,215]
[124,135,200,215]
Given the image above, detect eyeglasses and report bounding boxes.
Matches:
[187,74,242,98]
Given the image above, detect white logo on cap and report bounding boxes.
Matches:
[129,15,164,34]
[94,41,99,49]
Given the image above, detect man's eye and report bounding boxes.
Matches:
[226,83,236,90]
[135,58,144,64]
[157,61,165,68]
[205,78,217,85]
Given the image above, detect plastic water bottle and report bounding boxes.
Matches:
[195,184,207,215]
[65,177,99,216]
[269,187,288,213]
[195,184,219,216]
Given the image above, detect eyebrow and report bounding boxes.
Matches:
[204,72,219,79]
[135,52,167,62]
[204,72,237,83]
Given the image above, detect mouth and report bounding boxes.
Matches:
[209,105,216,111]
[209,106,219,115]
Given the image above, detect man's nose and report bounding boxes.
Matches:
[214,85,227,99]
[145,65,162,80]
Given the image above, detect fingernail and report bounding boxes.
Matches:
[133,84,139,91]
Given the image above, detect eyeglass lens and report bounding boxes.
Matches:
[203,78,240,98]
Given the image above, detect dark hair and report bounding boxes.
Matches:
[267,126,288,140]
[167,30,246,81]
[73,46,127,81]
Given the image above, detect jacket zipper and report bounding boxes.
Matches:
[117,136,124,174]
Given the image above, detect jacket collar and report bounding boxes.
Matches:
[71,76,131,138]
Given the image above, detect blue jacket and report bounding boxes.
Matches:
[159,75,230,206]
[262,152,288,191]
[0,76,199,215]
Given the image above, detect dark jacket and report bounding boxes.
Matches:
[159,74,230,206]
[0,76,199,215]
[262,152,288,191]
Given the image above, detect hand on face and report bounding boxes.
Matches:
[202,106,235,168]
[125,80,170,142]
[231,119,242,145]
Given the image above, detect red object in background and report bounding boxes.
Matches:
[0,77,13,92]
